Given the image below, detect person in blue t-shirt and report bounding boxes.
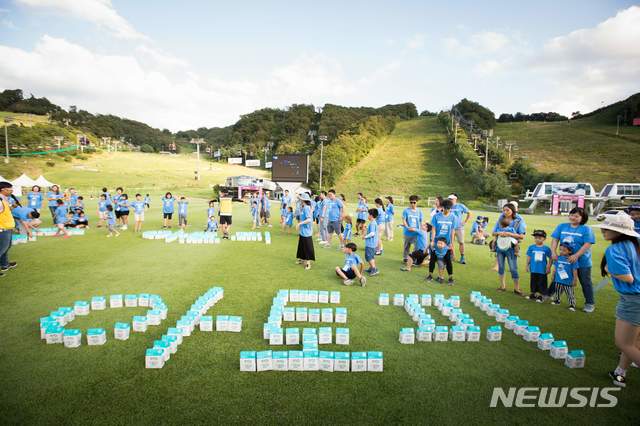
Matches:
[67,188,79,212]
[551,243,579,310]
[12,206,41,238]
[316,192,328,244]
[594,213,640,388]
[27,185,43,212]
[335,242,367,287]
[355,193,368,237]
[323,189,344,247]
[402,223,432,272]
[130,194,146,232]
[448,193,471,264]
[493,215,524,294]
[470,216,489,244]
[260,193,271,227]
[280,190,292,225]
[53,200,70,238]
[551,207,596,313]
[144,194,151,209]
[97,194,108,228]
[47,185,63,221]
[402,195,423,262]
[295,193,315,270]
[385,196,395,241]
[101,187,112,206]
[177,196,189,230]
[427,236,454,284]
[341,215,353,247]
[284,207,294,234]
[116,193,130,230]
[364,208,379,276]
[374,198,386,255]
[162,192,175,228]
[625,205,640,237]
[430,199,459,247]
[526,229,552,302]
[105,204,119,237]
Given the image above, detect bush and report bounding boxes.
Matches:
[507,158,574,194]
[46,161,55,167]
[77,154,88,160]
[63,156,72,162]
[140,144,155,153]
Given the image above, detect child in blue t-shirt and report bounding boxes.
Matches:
[526,229,552,302]
[106,204,120,237]
[144,194,151,209]
[284,207,294,233]
[130,194,146,232]
[335,242,367,287]
[53,200,70,238]
[552,243,579,311]
[177,196,189,230]
[162,192,175,228]
[206,217,218,233]
[341,215,353,247]
[97,194,108,228]
[427,236,454,284]
[364,209,380,276]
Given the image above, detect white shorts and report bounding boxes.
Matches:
[455,227,465,243]
[135,212,145,222]
[99,211,107,220]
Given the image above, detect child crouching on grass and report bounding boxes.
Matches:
[426,236,454,284]
[402,223,432,272]
[335,242,367,287]
[551,243,578,311]
[106,204,120,238]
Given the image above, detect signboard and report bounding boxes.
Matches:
[271,154,308,183]
[228,157,243,165]
[245,159,260,167]
[265,161,272,169]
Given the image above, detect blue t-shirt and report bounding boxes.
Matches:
[357,200,368,221]
[112,194,122,211]
[299,205,313,237]
[317,199,327,219]
[102,192,112,205]
[281,195,291,209]
[415,230,428,252]
[402,208,423,237]
[178,201,188,216]
[98,200,108,212]
[117,198,129,211]
[386,203,394,219]
[434,245,449,259]
[207,207,216,218]
[554,256,577,286]
[527,244,552,274]
[494,213,526,235]
[285,211,294,226]
[365,219,378,248]
[451,203,469,229]
[12,207,33,221]
[27,192,43,209]
[634,219,640,235]
[130,201,145,214]
[107,211,116,226]
[605,241,640,295]
[54,205,68,223]
[431,212,459,245]
[261,197,270,211]
[47,191,62,207]
[69,194,79,207]
[342,253,362,271]
[470,221,487,236]
[376,207,386,224]
[326,198,344,222]
[162,197,175,214]
[551,223,595,268]
[207,218,218,231]
[342,223,352,240]
[144,195,150,205]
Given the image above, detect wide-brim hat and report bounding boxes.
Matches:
[298,192,311,201]
[593,213,640,238]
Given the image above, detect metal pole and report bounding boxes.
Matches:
[319,140,324,190]
[485,137,489,171]
[4,121,9,164]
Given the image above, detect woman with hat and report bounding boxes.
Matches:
[295,192,315,270]
[595,213,640,387]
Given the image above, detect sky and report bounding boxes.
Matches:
[0,0,638,131]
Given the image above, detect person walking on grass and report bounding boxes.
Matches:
[593,213,640,388]
[402,195,423,263]
[47,184,63,222]
[0,182,18,276]
[105,204,120,238]
[551,207,596,313]
[448,193,471,264]
[384,196,395,241]
[364,208,380,276]
[295,193,315,270]
[355,193,368,237]
[280,190,291,226]
[177,196,189,230]
[322,189,343,248]
[130,194,146,232]
[374,198,386,255]
[317,191,328,244]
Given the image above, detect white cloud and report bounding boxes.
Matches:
[443,31,511,57]
[16,0,146,40]
[473,60,504,76]
[406,33,426,50]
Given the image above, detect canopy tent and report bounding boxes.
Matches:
[11,174,38,197]
[34,175,57,188]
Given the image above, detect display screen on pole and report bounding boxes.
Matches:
[271,154,308,182]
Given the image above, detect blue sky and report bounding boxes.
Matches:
[0,0,638,130]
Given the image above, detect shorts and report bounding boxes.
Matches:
[327,220,341,235]
[99,211,107,220]
[337,268,357,280]
[163,213,173,219]
[454,227,465,243]
[356,218,366,225]
[365,247,376,262]
[616,293,640,326]
[410,249,427,265]
[179,215,187,226]
[134,212,145,222]
[261,209,270,219]
[115,210,124,218]
[220,215,232,225]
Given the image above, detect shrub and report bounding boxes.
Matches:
[140,144,155,153]
[63,156,72,162]
[46,161,55,167]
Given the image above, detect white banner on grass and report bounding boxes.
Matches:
[245,159,260,167]
[228,157,243,165]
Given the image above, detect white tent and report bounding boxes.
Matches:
[34,175,57,188]
[11,174,38,196]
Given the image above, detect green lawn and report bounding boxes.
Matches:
[1,197,638,424]
[494,119,640,190]
[335,117,473,203]
[0,111,50,127]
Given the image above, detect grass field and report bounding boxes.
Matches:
[0,111,50,127]
[0,152,268,198]
[494,119,640,189]
[335,117,473,203]
[1,196,639,424]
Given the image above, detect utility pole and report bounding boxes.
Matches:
[616,115,621,136]
[3,118,11,164]
[485,136,489,171]
[318,135,328,190]
[454,122,458,144]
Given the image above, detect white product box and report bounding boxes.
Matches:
[309,309,321,323]
[367,352,383,372]
[537,333,554,350]
[309,291,319,304]
[91,296,106,311]
[524,326,541,342]
[200,316,213,332]
[146,348,165,369]
[330,291,341,304]
[45,325,64,344]
[486,326,502,342]
[564,350,585,368]
[63,329,82,348]
[285,328,300,345]
[147,310,162,326]
[319,351,334,372]
[114,322,131,340]
[124,294,138,308]
[335,328,349,345]
[434,326,448,342]
[393,294,405,306]
[216,315,229,331]
[283,307,295,322]
[450,326,466,342]
[109,294,123,308]
[399,328,415,344]
[288,351,304,371]
[269,327,284,345]
[257,351,273,372]
[420,294,432,307]
[333,352,350,372]
[335,308,347,323]
[378,293,390,306]
[295,308,308,322]
[138,294,150,307]
[133,316,148,333]
[318,327,332,344]
[86,328,107,345]
[466,326,481,342]
[272,351,289,371]
[240,351,257,372]
[74,301,90,316]
[303,351,320,371]
[228,316,242,332]
[321,308,333,323]
[550,341,568,359]
[318,291,329,304]
[351,352,367,372]
[417,326,434,342]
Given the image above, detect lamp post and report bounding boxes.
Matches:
[318,135,328,190]
[3,117,11,164]
[53,135,64,151]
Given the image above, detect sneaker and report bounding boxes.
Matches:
[536,297,543,304]
[526,293,536,300]
[448,277,455,286]
[551,301,561,306]
[436,277,444,284]
[360,276,367,287]
[0,272,4,277]
[106,234,112,238]
[342,279,353,286]
[369,269,380,276]
[0,262,17,272]
[609,371,627,388]
[304,264,311,270]
[569,306,576,312]
[425,275,433,281]
[364,268,372,274]
[459,256,466,264]
[583,304,595,313]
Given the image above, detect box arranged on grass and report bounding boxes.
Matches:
[393,294,404,306]
[496,309,509,323]
[330,291,341,304]
[417,325,434,342]
[351,352,367,372]
[216,315,229,331]
[319,351,334,372]
[138,293,150,307]
[318,290,329,303]
[367,352,383,372]
[434,326,448,342]
[269,327,284,345]
[114,322,130,340]
[45,325,64,344]
[199,316,213,332]
[283,307,295,322]
[147,309,162,326]
[74,301,90,316]
[91,296,106,311]
[319,327,332,344]
[133,316,148,333]
[124,294,138,307]
[378,293,389,306]
[288,351,304,371]
[146,348,165,369]
[167,327,183,345]
[505,315,519,330]
[550,340,568,359]
[304,351,320,371]
[450,325,466,342]
[240,351,257,372]
[399,328,415,344]
[487,325,502,341]
[63,329,81,348]
[335,328,349,345]
[321,308,333,323]
[421,294,432,307]
[285,328,299,345]
[228,316,242,332]
[87,328,107,345]
[565,350,585,368]
[514,320,529,336]
[309,308,320,323]
[109,294,123,308]
[524,326,541,342]
[537,333,554,350]
[295,307,308,322]
[257,351,273,372]
[153,340,171,362]
[466,325,481,342]
[334,352,350,372]
[272,351,288,371]
[335,308,347,323]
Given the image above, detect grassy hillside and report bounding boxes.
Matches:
[335,117,473,203]
[0,152,268,198]
[0,111,49,127]
[495,119,640,189]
